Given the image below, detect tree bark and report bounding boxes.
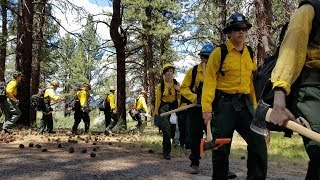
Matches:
[0,1,8,82]
[110,0,127,130]
[255,0,272,66]
[31,0,47,125]
[217,0,227,44]
[144,5,155,115]
[16,0,34,126]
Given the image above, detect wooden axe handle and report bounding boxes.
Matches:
[266,108,320,143]
[206,122,213,141]
[160,103,197,117]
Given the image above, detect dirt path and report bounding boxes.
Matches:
[0,128,307,180]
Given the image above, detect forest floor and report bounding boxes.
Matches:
[0,126,308,180]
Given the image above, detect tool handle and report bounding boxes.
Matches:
[160,103,196,117]
[206,122,212,141]
[286,121,320,143]
[266,108,320,143]
[213,138,232,150]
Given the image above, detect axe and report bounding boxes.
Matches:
[250,100,320,143]
[154,103,198,127]
[200,122,232,156]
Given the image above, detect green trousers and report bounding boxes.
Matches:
[159,103,173,156]
[187,106,205,166]
[38,113,53,133]
[211,93,267,180]
[136,111,147,134]
[289,86,320,179]
[2,98,21,130]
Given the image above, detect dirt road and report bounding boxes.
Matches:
[0,129,307,180]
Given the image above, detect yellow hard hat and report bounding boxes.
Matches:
[83,82,91,90]
[162,63,175,73]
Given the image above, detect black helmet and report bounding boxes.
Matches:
[223,13,252,34]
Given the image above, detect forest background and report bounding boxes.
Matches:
[0,0,300,130]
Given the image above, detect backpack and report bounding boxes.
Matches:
[0,81,6,107]
[68,93,80,111]
[217,43,254,76]
[252,23,294,137]
[98,96,107,111]
[180,65,198,104]
[31,88,47,111]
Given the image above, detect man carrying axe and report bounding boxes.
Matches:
[256,1,320,179]
[202,13,267,179]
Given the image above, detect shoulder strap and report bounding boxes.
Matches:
[218,44,228,76]
[246,45,254,60]
[190,65,198,93]
[160,80,165,97]
[161,79,178,99]
[173,79,178,99]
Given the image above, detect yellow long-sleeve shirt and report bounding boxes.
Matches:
[271,4,319,94]
[202,40,257,112]
[107,92,116,110]
[44,86,61,102]
[180,64,205,103]
[154,80,180,115]
[77,89,89,107]
[135,95,148,113]
[6,79,18,101]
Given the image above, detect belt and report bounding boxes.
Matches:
[215,90,247,99]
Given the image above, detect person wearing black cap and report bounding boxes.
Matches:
[1,72,22,134]
[201,13,267,179]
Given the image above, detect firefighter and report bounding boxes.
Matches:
[71,82,91,134]
[38,80,63,134]
[269,1,320,178]
[201,13,267,179]
[104,86,119,135]
[154,63,180,160]
[1,72,22,134]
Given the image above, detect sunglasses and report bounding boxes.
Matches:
[232,27,248,32]
[168,88,172,95]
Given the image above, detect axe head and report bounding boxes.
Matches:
[250,100,270,136]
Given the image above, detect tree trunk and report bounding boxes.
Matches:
[217,0,227,44]
[144,5,156,115]
[0,1,7,82]
[16,0,34,126]
[31,0,47,125]
[255,0,272,66]
[110,0,127,130]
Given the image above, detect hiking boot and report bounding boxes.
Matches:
[1,129,10,134]
[190,165,200,174]
[104,130,112,136]
[228,170,237,179]
[163,154,171,160]
[185,149,191,157]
